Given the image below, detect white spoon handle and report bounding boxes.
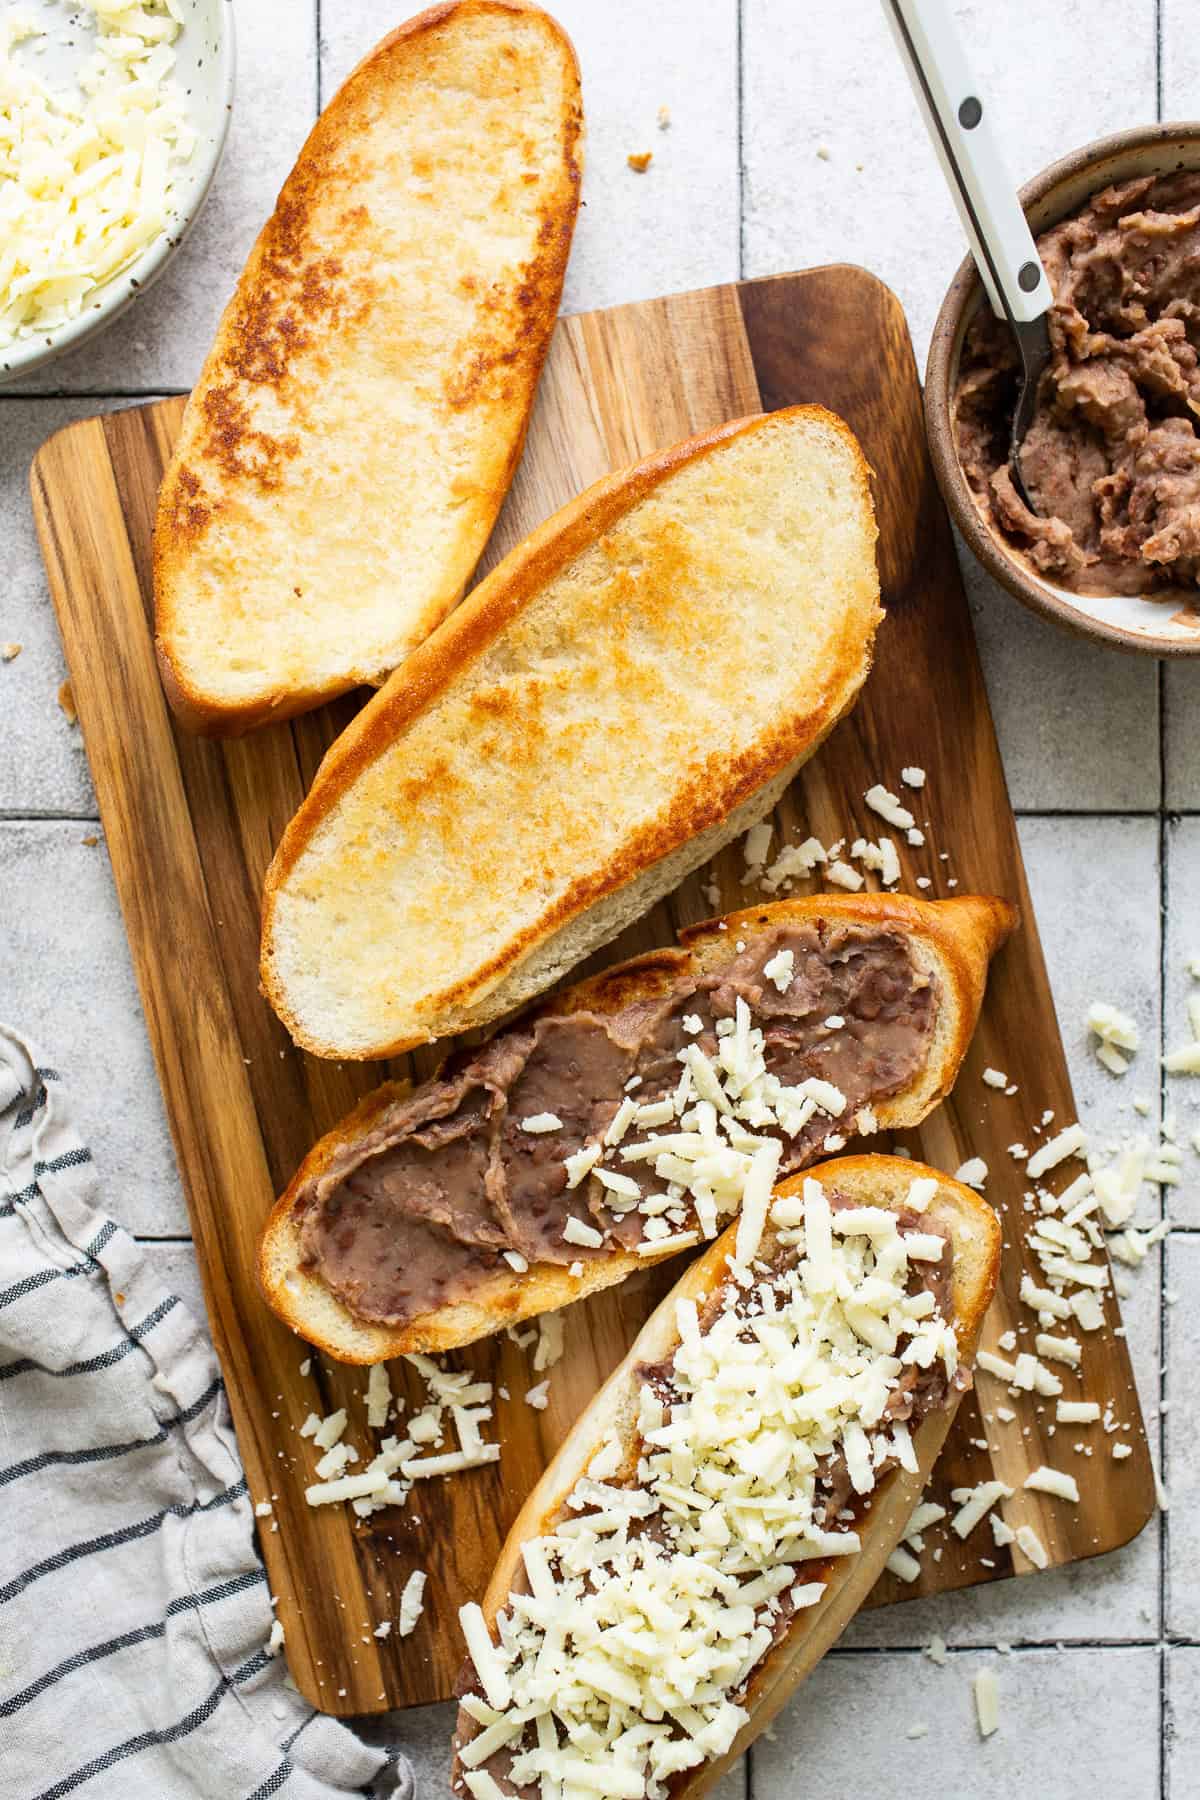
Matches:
[883,0,1052,325]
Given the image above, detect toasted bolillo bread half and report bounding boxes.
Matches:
[450,1155,1002,1799]
[260,405,884,1058]
[154,1,582,735]
[258,891,1016,1362]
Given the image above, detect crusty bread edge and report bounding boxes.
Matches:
[259,404,882,1055]
[449,1154,1003,1796]
[257,892,1016,1363]
[153,0,583,737]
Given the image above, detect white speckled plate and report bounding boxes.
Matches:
[0,0,235,385]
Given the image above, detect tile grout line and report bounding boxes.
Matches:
[0,389,186,402]
[5,808,1199,826]
[0,812,101,824]
[739,30,749,1799]
[1156,8,1169,1791]
[736,0,745,284]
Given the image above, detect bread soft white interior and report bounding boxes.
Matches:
[260,406,883,1059]
[154,0,583,733]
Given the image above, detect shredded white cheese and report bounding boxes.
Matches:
[742,820,773,870]
[521,1113,564,1134]
[1087,1002,1139,1076]
[366,1362,391,1430]
[886,1546,922,1582]
[762,946,795,993]
[0,2,197,349]
[562,1215,604,1249]
[826,859,864,890]
[973,1666,1000,1738]
[864,784,915,831]
[533,1313,565,1374]
[455,1184,959,1794]
[951,1480,1012,1540]
[1014,1523,1048,1569]
[398,1569,426,1638]
[1026,1124,1087,1180]
[1024,1465,1080,1504]
[758,836,829,894]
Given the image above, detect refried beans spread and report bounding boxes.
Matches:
[294,922,938,1326]
[955,171,1200,597]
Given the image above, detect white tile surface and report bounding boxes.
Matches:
[0,0,1184,1787]
[0,400,98,815]
[847,813,1165,1648]
[1164,664,1200,811]
[9,0,316,395]
[964,549,1161,813]
[1018,815,1163,1143]
[319,0,740,315]
[1,821,185,1235]
[743,0,1162,813]
[742,0,1157,374]
[1164,819,1200,1227]
[1165,1235,1200,1639]
[1167,1649,1200,1791]
[753,1646,1160,1799]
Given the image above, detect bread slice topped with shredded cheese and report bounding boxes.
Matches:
[258,890,1016,1362]
[259,405,884,1057]
[153,0,583,734]
[450,1154,1001,1800]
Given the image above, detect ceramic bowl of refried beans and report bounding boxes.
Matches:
[926,123,1200,654]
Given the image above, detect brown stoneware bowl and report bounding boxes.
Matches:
[925,122,1200,657]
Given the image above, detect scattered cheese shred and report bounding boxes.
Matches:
[1026,1124,1087,1180]
[864,784,915,830]
[366,1362,391,1430]
[742,820,773,870]
[1087,1002,1139,1076]
[398,1570,426,1637]
[951,1480,1012,1540]
[1023,1465,1080,1504]
[973,1667,1000,1738]
[1014,1523,1048,1569]
[826,858,864,891]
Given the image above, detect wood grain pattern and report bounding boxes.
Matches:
[29,268,1155,1719]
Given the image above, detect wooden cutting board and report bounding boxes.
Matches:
[30,267,1155,1717]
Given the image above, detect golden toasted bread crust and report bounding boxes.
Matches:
[451,1155,1002,1796]
[154,0,583,734]
[259,405,883,1058]
[257,892,1016,1362]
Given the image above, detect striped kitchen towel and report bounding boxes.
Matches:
[0,1025,414,1800]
